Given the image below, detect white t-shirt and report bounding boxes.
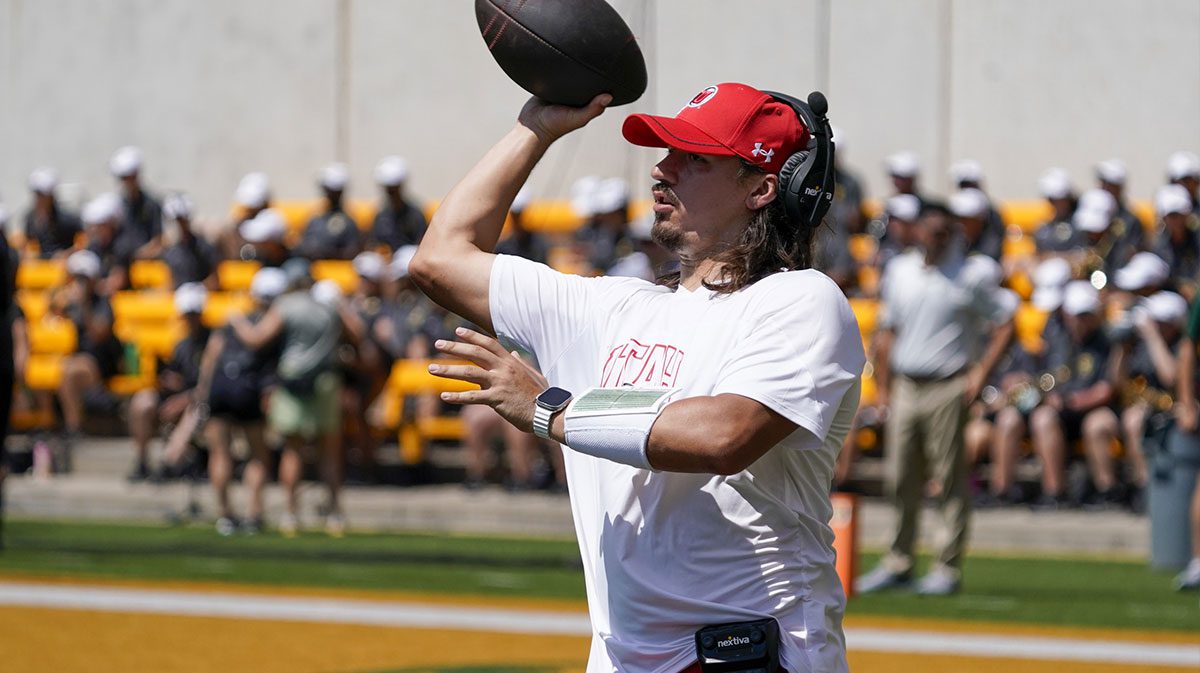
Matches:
[490,255,865,673]
[878,250,1008,378]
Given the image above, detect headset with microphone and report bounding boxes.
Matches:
[762,90,836,233]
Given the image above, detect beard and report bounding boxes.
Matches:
[650,218,683,251]
[650,182,684,251]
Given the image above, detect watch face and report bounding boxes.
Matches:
[537,386,573,409]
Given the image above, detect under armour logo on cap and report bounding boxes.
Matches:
[751,143,774,163]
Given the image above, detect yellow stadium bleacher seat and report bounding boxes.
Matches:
[848,234,877,265]
[25,316,77,390]
[25,354,65,390]
[203,291,254,327]
[29,317,77,355]
[16,259,66,291]
[1015,302,1050,354]
[848,298,879,339]
[388,359,478,395]
[1000,201,1053,233]
[129,260,172,290]
[1001,231,1037,261]
[348,202,376,230]
[860,362,878,407]
[132,321,186,360]
[1132,202,1154,230]
[217,260,261,292]
[112,290,176,324]
[857,265,880,297]
[16,290,50,323]
[311,260,359,294]
[109,361,157,396]
[1008,270,1034,301]
[386,359,478,464]
[863,199,882,219]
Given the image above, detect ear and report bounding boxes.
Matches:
[745,173,778,211]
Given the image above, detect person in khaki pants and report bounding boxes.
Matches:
[857,203,1014,595]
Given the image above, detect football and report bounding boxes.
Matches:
[475,0,648,107]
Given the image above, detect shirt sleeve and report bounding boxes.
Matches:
[712,275,866,444]
[876,260,896,331]
[965,256,1009,324]
[489,254,626,372]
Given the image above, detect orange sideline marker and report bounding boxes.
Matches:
[830,492,858,599]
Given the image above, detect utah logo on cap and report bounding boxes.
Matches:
[686,85,718,109]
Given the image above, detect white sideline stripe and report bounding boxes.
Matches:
[0,582,1195,667]
[844,628,1199,666]
[0,582,592,636]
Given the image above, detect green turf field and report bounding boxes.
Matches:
[0,518,1196,633]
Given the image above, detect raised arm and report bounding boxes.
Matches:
[230,307,283,351]
[408,95,610,333]
[1135,317,1180,388]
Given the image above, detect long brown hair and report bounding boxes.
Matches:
[656,161,815,294]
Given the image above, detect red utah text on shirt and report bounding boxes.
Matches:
[600,339,686,388]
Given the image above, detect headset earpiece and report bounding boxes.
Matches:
[763,90,836,233]
[777,150,809,198]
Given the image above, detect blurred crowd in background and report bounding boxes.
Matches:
[2,134,1200,554]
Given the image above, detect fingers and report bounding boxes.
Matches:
[427,363,489,385]
[439,389,485,405]
[433,337,497,366]
[452,326,510,359]
[586,93,613,116]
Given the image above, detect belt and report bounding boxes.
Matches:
[898,369,966,384]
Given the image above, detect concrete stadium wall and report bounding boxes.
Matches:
[2,0,1198,232]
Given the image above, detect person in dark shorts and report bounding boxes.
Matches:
[126,283,211,481]
[967,289,1038,506]
[1028,281,1117,510]
[339,252,397,477]
[230,263,358,537]
[56,249,127,448]
[81,192,138,297]
[1111,291,1187,512]
[194,267,287,535]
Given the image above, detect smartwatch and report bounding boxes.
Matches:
[533,386,573,439]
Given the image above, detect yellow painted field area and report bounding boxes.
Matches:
[4,606,1194,673]
[0,576,1194,673]
[0,606,588,673]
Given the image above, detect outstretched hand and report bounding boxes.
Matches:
[518,93,612,144]
[428,327,548,434]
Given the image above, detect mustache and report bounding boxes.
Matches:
[652,182,679,205]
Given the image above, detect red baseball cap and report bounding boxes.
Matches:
[622,82,808,175]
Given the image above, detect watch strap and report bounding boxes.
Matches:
[533,403,555,439]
